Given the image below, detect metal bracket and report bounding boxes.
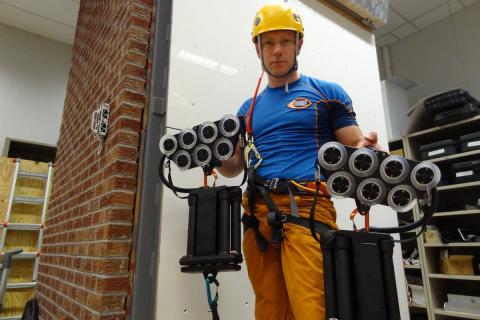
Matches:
[91,103,110,154]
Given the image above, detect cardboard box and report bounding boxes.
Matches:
[425,225,441,243]
[444,294,480,314]
[439,249,476,275]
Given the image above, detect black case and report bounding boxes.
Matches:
[321,230,400,320]
[419,139,457,160]
[432,103,480,126]
[425,89,479,114]
[458,132,480,153]
[451,159,480,184]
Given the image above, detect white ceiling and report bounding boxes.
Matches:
[0,0,478,47]
[0,0,79,45]
[375,0,479,47]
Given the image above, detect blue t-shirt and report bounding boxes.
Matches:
[237,74,358,180]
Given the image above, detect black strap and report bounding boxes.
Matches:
[246,173,331,248]
[246,182,269,252]
[309,180,322,243]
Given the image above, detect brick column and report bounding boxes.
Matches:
[36,1,153,319]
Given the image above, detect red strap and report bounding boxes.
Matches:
[246,71,264,138]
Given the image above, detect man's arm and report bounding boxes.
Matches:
[335,125,384,151]
[216,142,245,178]
[334,125,363,148]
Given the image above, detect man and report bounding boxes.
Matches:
[217,3,378,319]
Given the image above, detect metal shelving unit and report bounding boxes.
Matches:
[402,115,480,320]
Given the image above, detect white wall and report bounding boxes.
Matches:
[157,0,408,319]
[381,80,410,139]
[0,23,72,154]
[388,1,480,106]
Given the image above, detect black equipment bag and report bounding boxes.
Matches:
[432,103,480,126]
[321,230,400,320]
[451,159,480,184]
[179,186,243,273]
[419,139,457,160]
[458,132,480,153]
[425,89,480,114]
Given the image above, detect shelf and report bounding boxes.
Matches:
[434,209,480,217]
[407,115,480,139]
[17,171,48,179]
[429,274,480,281]
[1,252,38,259]
[409,302,427,309]
[408,284,424,290]
[437,181,480,191]
[1,223,42,231]
[424,242,480,248]
[435,308,480,319]
[404,264,422,270]
[430,149,480,163]
[12,196,44,204]
[6,282,36,289]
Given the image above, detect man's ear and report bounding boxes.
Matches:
[297,38,303,55]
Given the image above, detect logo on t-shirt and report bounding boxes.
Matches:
[287,98,312,109]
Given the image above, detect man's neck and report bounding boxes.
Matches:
[267,71,301,88]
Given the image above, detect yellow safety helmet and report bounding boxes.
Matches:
[252,3,304,42]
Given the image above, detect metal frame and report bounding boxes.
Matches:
[130,0,172,319]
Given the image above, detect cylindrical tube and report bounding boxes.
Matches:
[178,129,197,150]
[186,194,198,257]
[159,134,177,156]
[192,144,212,167]
[349,148,379,177]
[320,231,338,319]
[173,150,191,171]
[356,178,386,205]
[334,236,354,320]
[318,141,348,171]
[380,155,410,184]
[219,114,240,137]
[213,138,234,161]
[230,188,242,254]
[387,185,417,212]
[327,172,356,198]
[379,239,401,320]
[198,121,218,143]
[218,189,231,255]
[410,162,441,190]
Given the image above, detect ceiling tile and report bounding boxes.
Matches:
[412,0,463,29]
[392,23,418,39]
[0,2,75,44]
[374,9,407,37]
[390,0,448,20]
[460,0,479,6]
[0,0,79,27]
[375,34,398,47]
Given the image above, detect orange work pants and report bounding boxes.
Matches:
[242,192,337,320]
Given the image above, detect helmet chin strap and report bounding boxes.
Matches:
[257,33,300,92]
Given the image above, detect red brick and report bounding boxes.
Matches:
[38,1,152,318]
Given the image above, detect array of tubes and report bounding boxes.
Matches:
[159,114,240,170]
[318,142,441,212]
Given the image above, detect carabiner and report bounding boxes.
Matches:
[245,141,263,169]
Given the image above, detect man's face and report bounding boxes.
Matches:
[257,30,301,77]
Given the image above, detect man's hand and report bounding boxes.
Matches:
[363,131,387,152]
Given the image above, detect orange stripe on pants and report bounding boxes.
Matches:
[242,193,337,320]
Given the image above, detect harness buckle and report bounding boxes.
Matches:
[267,178,280,192]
